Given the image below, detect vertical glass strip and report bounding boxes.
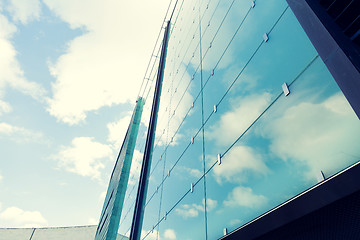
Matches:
[94,97,144,240]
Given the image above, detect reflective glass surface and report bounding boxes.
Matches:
[118,0,360,239]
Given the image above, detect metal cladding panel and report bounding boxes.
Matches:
[0,228,34,240]
[95,97,144,240]
[286,0,360,119]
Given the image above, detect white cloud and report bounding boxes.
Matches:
[0,173,2,182]
[0,122,46,143]
[58,181,67,186]
[88,217,97,225]
[163,229,176,240]
[0,100,11,115]
[262,93,360,180]
[205,93,270,184]
[224,186,267,208]
[207,93,271,147]
[128,149,143,185]
[175,205,198,219]
[175,198,217,219]
[222,66,260,93]
[189,168,202,178]
[0,13,46,109]
[229,218,242,227]
[0,122,16,134]
[179,167,202,178]
[0,10,16,38]
[0,206,47,227]
[43,0,170,125]
[107,113,131,148]
[206,198,218,211]
[54,137,113,179]
[212,145,269,184]
[99,191,106,203]
[6,0,41,24]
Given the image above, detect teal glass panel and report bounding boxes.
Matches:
[95,97,144,240]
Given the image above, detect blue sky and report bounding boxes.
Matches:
[0,0,169,228]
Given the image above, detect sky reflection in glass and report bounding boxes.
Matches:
[118,1,360,239]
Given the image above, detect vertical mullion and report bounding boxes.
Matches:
[129,21,171,240]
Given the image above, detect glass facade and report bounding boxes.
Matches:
[118,0,360,239]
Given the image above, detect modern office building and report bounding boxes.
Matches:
[114,0,360,239]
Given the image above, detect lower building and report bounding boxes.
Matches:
[0,225,128,240]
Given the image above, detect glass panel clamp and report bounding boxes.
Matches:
[214,104,217,113]
[251,1,255,8]
[217,154,222,165]
[191,183,194,193]
[317,170,325,183]
[263,33,269,42]
[282,82,290,96]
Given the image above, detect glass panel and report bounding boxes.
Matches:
[206,55,360,238]
[154,179,206,240]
